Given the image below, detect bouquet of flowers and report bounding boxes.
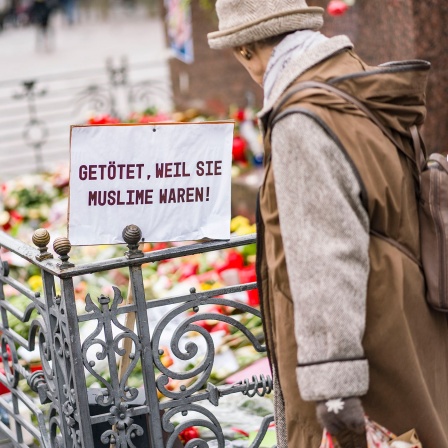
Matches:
[319,418,422,448]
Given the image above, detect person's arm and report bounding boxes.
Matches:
[270,113,370,402]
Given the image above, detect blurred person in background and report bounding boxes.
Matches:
[29,0,56,51]
[0,0,8,31]
[59,0,77,25]
[0,0,18,30]
[208,1,448,447]
[14,0,31,27]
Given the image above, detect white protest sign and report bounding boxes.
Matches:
[68,122,234,245]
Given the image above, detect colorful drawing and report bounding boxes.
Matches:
[165,0,194,64]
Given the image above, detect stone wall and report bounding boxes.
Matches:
[308,0,448,153]
[165,0,448,152]
[165,1,263,117]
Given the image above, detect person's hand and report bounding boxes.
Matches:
[316,397,365,435]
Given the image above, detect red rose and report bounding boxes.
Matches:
[88,114,120,125]
[151,242,169,251]
[215,250,245,274]
[232,136,247,162]
[0,369,9,395]
[193,320,216,332]
[210,321,230,334]
[177,262,199,281]
[179,426,200,444]
[233,109,246,122]
[327,0,349,16]
[0,346,11,362]
[30,364,43,373]
[239,265,259,306]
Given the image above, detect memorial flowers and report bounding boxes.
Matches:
[319,418,422,448]
[0,110,271,445]
[327,0,356,16]
[0,164,262,374]
[88,106,264,170]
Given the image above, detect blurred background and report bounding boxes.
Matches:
[0,0,170,179]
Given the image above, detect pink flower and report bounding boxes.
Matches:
[327,0,349,16]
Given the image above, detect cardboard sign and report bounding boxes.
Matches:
[68,122,234,246]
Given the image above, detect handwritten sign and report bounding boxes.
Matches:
[68,122,234,245]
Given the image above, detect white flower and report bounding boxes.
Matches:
[325,398,345,414]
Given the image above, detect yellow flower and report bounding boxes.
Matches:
[28,275,43,292]
[235,223,256,236]
[230,216,250,233]
[200,281,223,291]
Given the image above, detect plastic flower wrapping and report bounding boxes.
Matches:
[320,418,422,448]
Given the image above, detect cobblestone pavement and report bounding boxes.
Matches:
[0,4,171,180]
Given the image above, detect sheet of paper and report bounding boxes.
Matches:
[68,122,234,245]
